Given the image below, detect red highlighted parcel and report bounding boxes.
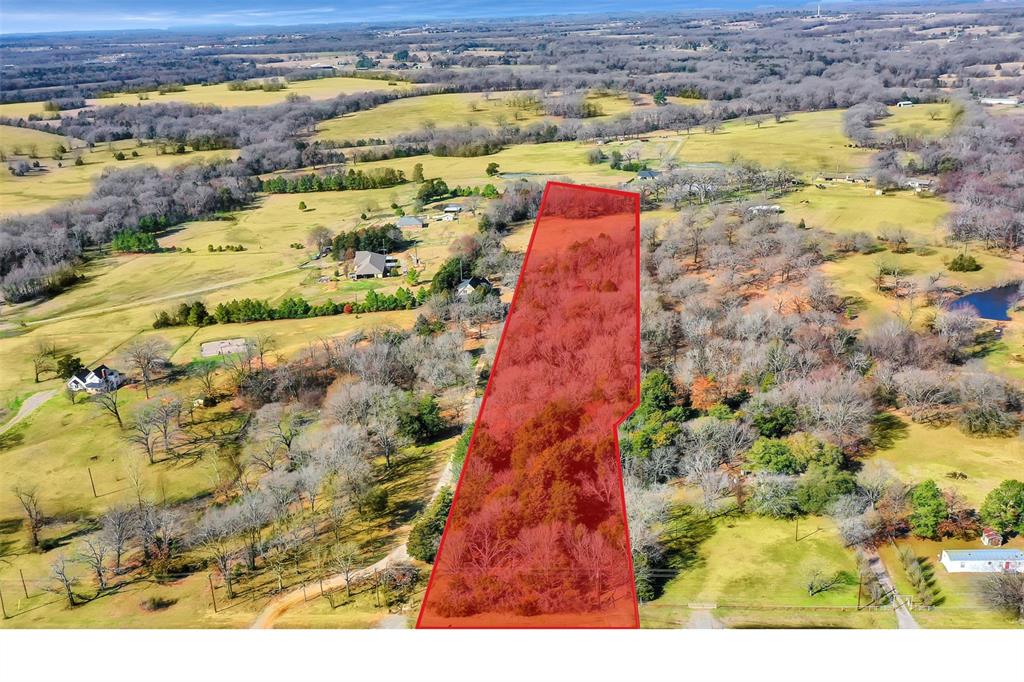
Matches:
[417,182,641,628]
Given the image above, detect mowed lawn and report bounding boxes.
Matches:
[867,417,1022,508]
[879,536,1024,629]
[779,185,949,243]
[0,143,236,217]
[875,103,953,139]
[983,309,1024,381]
[642,513,871,628]
[317,91,639,142]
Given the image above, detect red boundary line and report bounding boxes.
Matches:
[415,181,642,629]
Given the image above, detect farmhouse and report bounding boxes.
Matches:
[350,251,390,279]
[396,215,424,229]
[636,169,661,180]
[67,365,123,394]
[455,277,493,300]
[904,178,934,192]
[939,549,1024,573]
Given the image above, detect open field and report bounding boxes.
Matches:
[879,536,1024,628]
[983,310,1024,381]
[317,91,639,142]
[0,143,236,217]
[866,417,1022,508]
[779,185,949,242]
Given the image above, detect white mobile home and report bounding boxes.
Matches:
[939,549,1024,574]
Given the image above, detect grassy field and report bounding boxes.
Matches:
[0,124,75,157]
[317,91,639,142]
[983,310,1024,381]
[671,109,875,175]
[823,245,1019,327]
[878,536,1024,628]
[641,511,870,627]
[0,143,236,217]
[875,103,953,138]
[779,185,949,243]
[866,416,1022,508]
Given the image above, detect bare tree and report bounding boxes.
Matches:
[47,554,79,608]
[100,507,135,574]
[31,339,57,382]
[192,509,239,600]
[332,542,360,598]
[126,407,159,463]
[93,387,123,428]
[124,338,169,399]
[12,484,45,549]
[979,573,1024,620]
[76,537,111,590]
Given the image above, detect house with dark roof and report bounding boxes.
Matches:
[636,169,660,180]
[67,365,124,394]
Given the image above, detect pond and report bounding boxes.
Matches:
[948,283,1020,321]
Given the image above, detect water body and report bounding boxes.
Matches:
[948,284,1020,322]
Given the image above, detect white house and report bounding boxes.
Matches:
[67,365,123,394]
[896,100,914,108]
[939,549,1024,574]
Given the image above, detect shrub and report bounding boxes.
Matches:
[947,253,981,272]
[407,487,454,563]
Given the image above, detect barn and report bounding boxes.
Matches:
[939,549,1024,574]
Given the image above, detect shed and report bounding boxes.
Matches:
[981,528,1004,547]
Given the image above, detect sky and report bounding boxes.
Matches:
[0,0,842,35]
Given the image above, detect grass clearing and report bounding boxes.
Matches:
[876,103,953,138]
[867,417,1022,508]
[673,110,874,174]
[779,185,949,243]
[642,510,868,628]
[0,124,75,157]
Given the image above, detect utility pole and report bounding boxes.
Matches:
[87,467,98,498]
[208,574,218,613]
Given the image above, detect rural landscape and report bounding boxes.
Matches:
[0,5,1022,632]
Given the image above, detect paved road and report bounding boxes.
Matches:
[0,389,57,436]
[865,548,919,629]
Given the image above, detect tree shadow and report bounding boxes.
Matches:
[649,504,719,599]
[869,412,909,450]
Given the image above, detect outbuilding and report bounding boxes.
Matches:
[396,216,424,229]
